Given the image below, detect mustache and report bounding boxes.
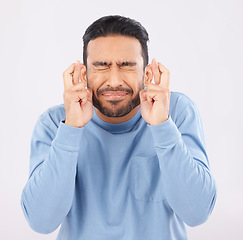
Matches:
[97,86,133,95]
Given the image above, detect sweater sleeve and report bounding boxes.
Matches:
[148,99,217,227]
[21,113,84,234]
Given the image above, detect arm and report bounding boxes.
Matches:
[148,99,217,227]
[140,59,216,226]
[21,113,84,233]
[21,61,93,233]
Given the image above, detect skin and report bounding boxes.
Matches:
[63,35,170,127]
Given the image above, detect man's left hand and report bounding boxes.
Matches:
[139,58,171,125]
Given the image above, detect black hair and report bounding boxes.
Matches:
[82,15,149,70]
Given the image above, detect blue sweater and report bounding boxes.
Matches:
[21,91,217,240]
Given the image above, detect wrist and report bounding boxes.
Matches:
[149,115,169,126]
[63,120,85,128]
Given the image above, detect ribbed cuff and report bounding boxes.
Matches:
[148,116,181,146]
[53,120,84,150]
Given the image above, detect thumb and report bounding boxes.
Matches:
[139,89,147,104]
[86,89,93,102]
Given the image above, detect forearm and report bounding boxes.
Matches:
[149,117,217,227]
[21,121,83,233]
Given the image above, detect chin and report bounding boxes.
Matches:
[93,94,140,118]
[97,101,137,117]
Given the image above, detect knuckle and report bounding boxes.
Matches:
[81,89,87,97]
[79,81,84,87]
[74,83,84,91]
[63,70,69,78]
[147,83,153,90]
[63,90,72,99]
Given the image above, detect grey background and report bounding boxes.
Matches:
[0,0,242,239]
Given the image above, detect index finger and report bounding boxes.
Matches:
[151,58,161,85]
[73,60,84,85]
[63,63,75,89]
[158,62,170,89]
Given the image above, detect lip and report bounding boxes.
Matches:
[101,91,128,99]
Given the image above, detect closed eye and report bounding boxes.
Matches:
[97,67,110,71]
[92,61,111,71]
[119,61,137,67]
[118,61,137,71]
[91,61,137,72]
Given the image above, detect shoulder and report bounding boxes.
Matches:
[38,104,65,134]
[170,91,195,108]
[169,91,200,121]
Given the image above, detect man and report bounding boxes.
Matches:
[21,15,217,239]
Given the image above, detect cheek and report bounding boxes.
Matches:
[87,73,105,92]
[126,73,144,92]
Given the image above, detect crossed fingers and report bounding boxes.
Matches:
[148,58,169,89]
[63,60,85,90]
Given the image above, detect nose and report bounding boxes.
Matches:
[105,68,123,87]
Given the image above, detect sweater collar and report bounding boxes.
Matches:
[91,106,142,134]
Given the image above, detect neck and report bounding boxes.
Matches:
[95,105,140,124]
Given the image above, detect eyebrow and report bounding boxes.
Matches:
[118,61,137,67]
[92,61,137,67]
[92,61,111,67]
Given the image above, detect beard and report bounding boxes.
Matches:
[90,84,143,118]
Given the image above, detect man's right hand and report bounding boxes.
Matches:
[63,60,93,128]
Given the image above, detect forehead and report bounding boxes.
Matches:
[87,35,143,63]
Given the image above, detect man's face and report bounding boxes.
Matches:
[85,35,145,117]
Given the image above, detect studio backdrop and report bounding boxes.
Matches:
[0,0,242,239]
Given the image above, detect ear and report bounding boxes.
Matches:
[144,64,153,87]
[80,64,87,86]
